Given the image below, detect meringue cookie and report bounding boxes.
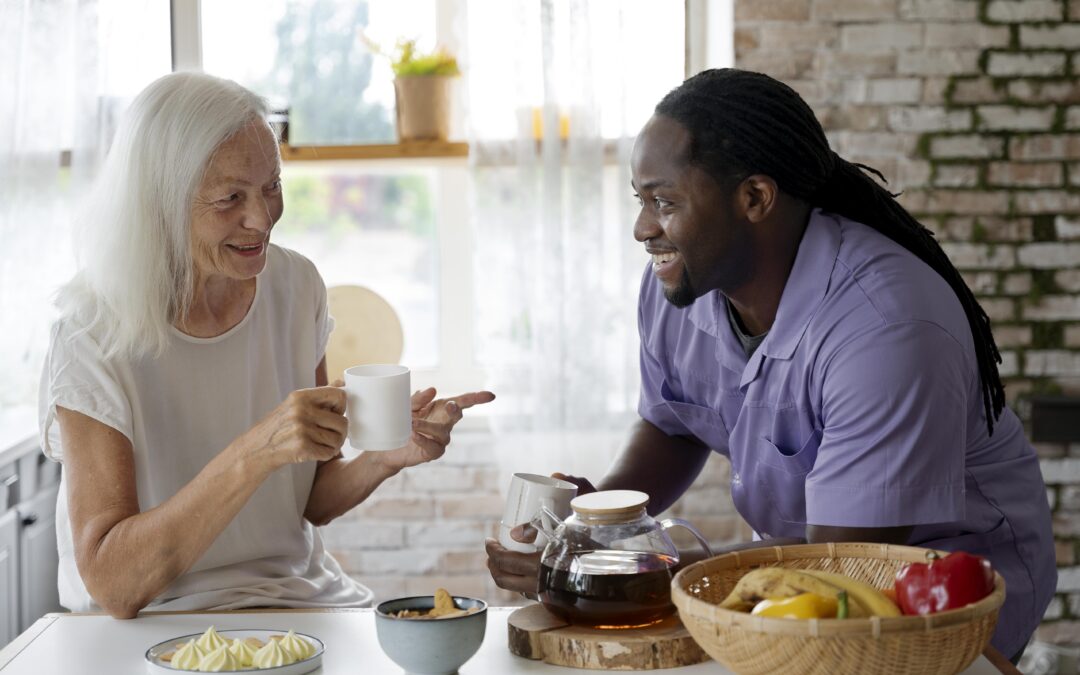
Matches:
[278,630,316,660]
[252,639,297,668]
[169,639,205,671]
[196,643,241,672]
[195,625,229,653]
[228,638,258,667]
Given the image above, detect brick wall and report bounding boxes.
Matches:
[734,0,1080,644]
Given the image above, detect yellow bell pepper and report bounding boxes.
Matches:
[750,592,839,619]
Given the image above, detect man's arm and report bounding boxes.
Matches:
[596,418,712,514]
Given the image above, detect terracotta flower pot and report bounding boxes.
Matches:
[393,75,454,142]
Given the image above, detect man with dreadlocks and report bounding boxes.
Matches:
[485,69,1054,661]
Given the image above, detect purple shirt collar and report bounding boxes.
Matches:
[686,209,842,389]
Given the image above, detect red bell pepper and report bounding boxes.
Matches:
[894,551,994,615]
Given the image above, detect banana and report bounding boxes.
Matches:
[719,567,868,617]
[799,569,902,617]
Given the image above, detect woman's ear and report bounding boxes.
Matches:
[737,174,779,223]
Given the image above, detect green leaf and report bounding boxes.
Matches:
[384,38,460,78]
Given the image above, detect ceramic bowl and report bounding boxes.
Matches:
[375,595,488,674]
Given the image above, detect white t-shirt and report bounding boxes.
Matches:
[38,245,372,612]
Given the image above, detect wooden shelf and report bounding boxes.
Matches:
[279,141,468,161]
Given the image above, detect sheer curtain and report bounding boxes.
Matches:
[0,1,168,426]
[464,0,684,480]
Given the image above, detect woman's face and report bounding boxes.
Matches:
[190,120,283,282]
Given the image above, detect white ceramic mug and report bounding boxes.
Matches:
[498,473,578,553]
[344,364,411,451]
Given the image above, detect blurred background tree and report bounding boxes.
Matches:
[256,0,436,240]
[262,0,394,145]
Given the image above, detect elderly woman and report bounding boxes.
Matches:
[39,72,494,618]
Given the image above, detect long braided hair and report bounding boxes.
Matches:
[656,68,1005,435]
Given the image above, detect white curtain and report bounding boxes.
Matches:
[0,1,168,417]
[463,0,683,480]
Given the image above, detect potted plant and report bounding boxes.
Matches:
[364,36,460,142]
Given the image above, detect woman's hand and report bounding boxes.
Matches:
[374,388,495,474]
[235,386,348,470]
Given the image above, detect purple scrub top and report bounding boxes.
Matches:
[638,209,1055,657]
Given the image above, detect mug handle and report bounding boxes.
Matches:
[535,497,559,544]
[659,518,714,557]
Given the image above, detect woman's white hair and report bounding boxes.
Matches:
[57,72,273,360]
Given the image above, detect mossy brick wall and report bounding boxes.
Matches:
[734,0,1080,643]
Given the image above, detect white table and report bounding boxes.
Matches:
[0,608,1015,674]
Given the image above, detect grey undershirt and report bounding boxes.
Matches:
[726,300,768,358]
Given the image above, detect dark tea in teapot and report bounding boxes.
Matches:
[538,549,677,628]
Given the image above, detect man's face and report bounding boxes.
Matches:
[631,115,753,307]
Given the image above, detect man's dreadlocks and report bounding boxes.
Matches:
[655,68,1005,435]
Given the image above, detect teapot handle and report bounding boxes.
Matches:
[659,518,714,557]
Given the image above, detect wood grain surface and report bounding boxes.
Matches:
[507,603,710,670]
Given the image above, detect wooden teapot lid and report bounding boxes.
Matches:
[570,490,649,520]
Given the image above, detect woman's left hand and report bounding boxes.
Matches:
[377,388,495,473]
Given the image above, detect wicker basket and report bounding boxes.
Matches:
[671,543,1005,675]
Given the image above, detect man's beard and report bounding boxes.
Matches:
[663,268,697,308]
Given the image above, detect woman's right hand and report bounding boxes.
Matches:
[484,472,597,595]
[236,386,348,469]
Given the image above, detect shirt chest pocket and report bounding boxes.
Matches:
[659,380,731,452]
[736,405,822,525]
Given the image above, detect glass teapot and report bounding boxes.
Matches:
[532,490,713,628]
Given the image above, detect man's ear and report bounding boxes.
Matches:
[735,174,779,223]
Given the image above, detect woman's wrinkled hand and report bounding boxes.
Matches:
[239,386,348,469]
[375,388,495,474]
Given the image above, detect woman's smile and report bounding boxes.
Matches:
[227,240,265,257]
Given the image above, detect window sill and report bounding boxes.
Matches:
[280,141,469,162]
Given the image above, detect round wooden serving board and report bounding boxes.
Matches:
[507,603,710,670]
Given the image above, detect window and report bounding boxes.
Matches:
[0,0,171,416]
[201,0,439,145]
[2,0,703,425]
[271,164,441,368]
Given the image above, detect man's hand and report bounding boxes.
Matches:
[551,472,597,496]
[485,526,543,595]
[485,471,598,595]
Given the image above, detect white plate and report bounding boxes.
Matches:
[144,629,324,674]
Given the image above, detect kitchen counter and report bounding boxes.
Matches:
[0,607,1018,674]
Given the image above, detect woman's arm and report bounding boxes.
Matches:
[60,408,271,618]
[60,385,348,618]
